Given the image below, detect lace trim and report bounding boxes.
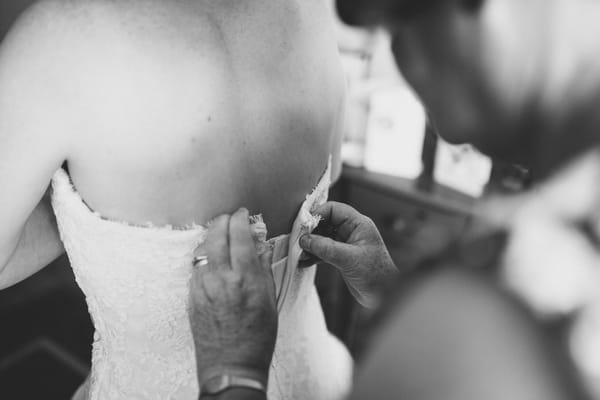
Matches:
[52,168,207,232]
[52,155,332,235]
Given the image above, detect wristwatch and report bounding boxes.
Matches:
[200,369,267,396]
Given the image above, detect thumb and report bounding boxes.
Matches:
[258,246,277,302]
[259,246,274,272]
[299,234,357,270]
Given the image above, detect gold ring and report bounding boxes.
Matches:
[192,255,209,267]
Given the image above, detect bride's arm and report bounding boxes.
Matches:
[0,3,71,289]
[0,194,64,290]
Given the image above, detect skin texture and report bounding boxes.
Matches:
[189,209,276,393]
[0,0,345,288]
[299,201,398,307]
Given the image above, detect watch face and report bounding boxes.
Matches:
[203,375,229,395]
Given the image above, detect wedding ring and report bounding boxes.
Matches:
[192,255,209,267]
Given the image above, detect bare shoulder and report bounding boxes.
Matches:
[9,0,228,50]
[1,0,228,130]
[3,0,231,83]
[3,0,99,51]
[3,0,139,65]
[0,0,102,146]
[0,0,113,92]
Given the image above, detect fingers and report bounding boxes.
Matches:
[229,208,260,272]
[259,245,274,272]
[299,233,356,269]
[202,214,231,270]
[313,201,364,241]
[259,247,277,301]
[298,251,321,269]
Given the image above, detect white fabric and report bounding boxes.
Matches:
[50,159,353,400]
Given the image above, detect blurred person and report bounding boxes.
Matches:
[329,0,600,397]
[188,0,600,399]
[0,0,352,399]
[190,207,590,400]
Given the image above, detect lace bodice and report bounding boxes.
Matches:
[50,160,352,400]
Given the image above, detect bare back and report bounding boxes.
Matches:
[46,0,345,236]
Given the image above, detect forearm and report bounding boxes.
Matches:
[200,388,267,400]
[0,196,64,289]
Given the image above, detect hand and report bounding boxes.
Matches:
[299,201,398,307]
[189,208,277,386]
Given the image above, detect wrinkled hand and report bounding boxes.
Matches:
[299,201,398,307]
[189,208,277,386]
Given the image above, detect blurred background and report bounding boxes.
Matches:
[0,1,531,399]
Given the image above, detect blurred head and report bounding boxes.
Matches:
[337,0,600,170]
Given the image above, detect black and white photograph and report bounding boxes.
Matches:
[0,0,599,399]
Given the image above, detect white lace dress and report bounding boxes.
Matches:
[50,160,353,400]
